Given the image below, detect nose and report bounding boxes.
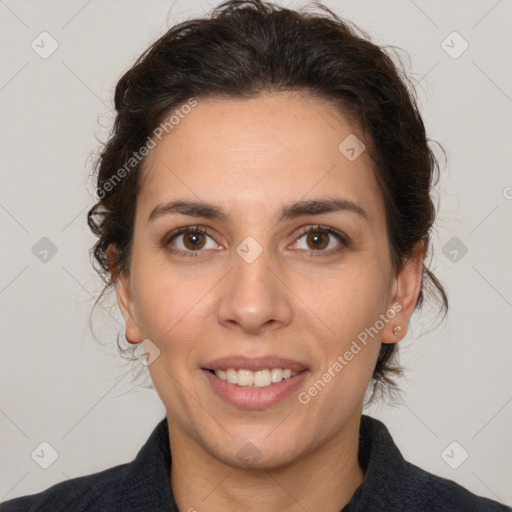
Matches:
[216,242,293,335]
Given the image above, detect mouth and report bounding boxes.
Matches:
[201,356,309,408]
[205,368,300,388]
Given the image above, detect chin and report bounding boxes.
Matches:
[214,442,301,471]
[202,424,307,471]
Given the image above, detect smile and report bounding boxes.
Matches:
[212,368,299,387]
[202,370,308,409]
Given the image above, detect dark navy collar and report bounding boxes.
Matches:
[116,415,178,511]
[121,414,507,512]
[3,413,507,511]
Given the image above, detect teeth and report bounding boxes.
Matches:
[237,369,253,386]
[254,369,271,387]
[271,368,283,383]
[226,369,238,384]
[213,368,299,387]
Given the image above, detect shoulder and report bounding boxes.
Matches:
[395,460,511,512]
[355,415,511,512]
[0,462,130,512]
[0,417,175,512]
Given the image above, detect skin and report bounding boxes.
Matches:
[109,91,424,512]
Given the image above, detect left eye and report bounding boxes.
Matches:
[291,226,348,253]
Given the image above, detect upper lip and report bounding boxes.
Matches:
[203,356,309,372]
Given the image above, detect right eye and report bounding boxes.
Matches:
[163,225,221,257]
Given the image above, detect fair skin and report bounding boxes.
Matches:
[109,91,424,512]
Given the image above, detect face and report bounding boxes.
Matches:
[112,91,422,469]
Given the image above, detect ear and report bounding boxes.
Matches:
[382,240,425,343]
[107,243,143,344]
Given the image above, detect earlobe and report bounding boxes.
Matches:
[107,243,143,344]
[383,240,425,343]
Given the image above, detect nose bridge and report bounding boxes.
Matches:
[216,234,292,333]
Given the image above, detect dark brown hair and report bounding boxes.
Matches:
[87,0,448,402]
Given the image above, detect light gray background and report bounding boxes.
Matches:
[1,0,511,506]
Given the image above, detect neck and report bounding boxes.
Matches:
[169,413,364,512]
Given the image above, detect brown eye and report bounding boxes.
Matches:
[164,226,219,257]
[305,231,329,250]
[292,225,349,255]
[182,231,207,250]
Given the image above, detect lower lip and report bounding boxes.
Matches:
[202,369,309,409]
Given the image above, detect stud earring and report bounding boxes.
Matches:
[392,325,402,336]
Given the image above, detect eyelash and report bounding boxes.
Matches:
[161,224,349,258]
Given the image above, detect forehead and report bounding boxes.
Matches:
[137,91,384,225]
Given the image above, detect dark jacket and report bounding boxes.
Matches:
[1,414,509,511]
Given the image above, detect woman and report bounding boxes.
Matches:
[1,1,509,510]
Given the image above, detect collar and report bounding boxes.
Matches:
[115,414,508,511]
[116,414,405,511]
[116,415,178,511]
[340,414,409,511]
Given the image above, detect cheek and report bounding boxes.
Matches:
[130,257,214,350]
[297,259,391,341]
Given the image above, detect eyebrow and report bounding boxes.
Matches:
[147,198,369,225]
